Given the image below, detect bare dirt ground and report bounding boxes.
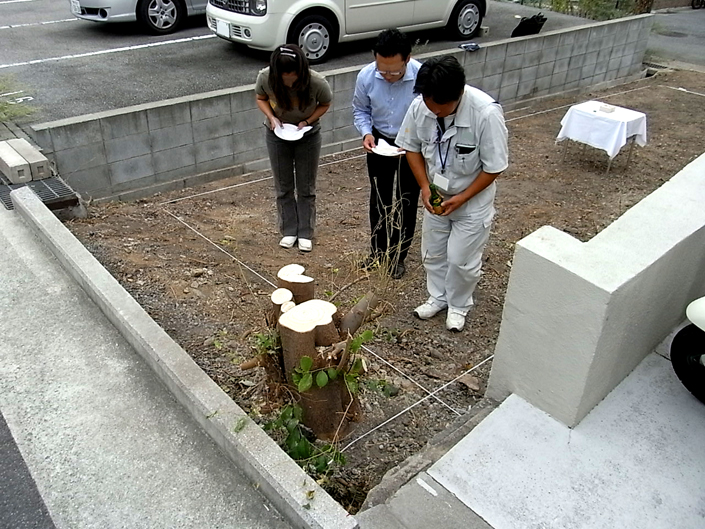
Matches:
[66,69,705,512]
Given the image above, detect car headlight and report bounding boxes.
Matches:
[252,0,266,15]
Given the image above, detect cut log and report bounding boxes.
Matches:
[270,288,294,322]
[277,264,314,304]
[279,299,339,376]
[281,301,295,314]
[279,299,351,440]
[339,291,380,338]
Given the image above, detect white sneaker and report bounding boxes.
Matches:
[446,309,466,332]
[298,238,313,252]
[279,236,297,248]
[413,301,446,320]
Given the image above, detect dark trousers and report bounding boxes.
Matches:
[367,129,420,265]
[266,126,321,239]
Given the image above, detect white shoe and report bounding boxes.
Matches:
[279,236,297,249]
[413,301,446,320]
[446,309,466,332]
[298,238,313,252]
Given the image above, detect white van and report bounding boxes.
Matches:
[205,0,486,63]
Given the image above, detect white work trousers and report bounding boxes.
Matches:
[420,205,493,315]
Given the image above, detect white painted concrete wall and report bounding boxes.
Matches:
[487,153,705,427]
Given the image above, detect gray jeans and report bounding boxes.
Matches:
[265,126,322,240]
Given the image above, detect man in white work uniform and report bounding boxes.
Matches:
[395,56,509,332]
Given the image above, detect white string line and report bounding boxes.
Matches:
[159,152,367,206]
[664,85,705,98]
[341,354,494,453]
[505,85,651,123]
[362,344,462,416]
[162,208,277,289]
[159,176,273,205]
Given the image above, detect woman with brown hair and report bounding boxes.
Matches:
[255,44,332,252]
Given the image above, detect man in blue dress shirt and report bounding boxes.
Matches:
[352,29,421,279]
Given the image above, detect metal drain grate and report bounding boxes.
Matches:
[0,176,79,211]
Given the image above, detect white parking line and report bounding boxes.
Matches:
[0,0,34,4]
[0,18,78,30]
[0,33,216,69]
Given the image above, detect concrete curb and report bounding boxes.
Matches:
[10,186,358,529]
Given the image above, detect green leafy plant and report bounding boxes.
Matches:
[290,329,375,395]
[251,329,281,355]
[364,378,400,398]
[291,356,340,392]
[264,405,345,474]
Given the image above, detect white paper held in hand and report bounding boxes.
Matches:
[372,138,406,157]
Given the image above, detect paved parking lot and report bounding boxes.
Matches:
[1,0,590,123]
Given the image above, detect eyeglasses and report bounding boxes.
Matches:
[375,67,405,76]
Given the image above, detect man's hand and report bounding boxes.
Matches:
[362,134,376,152]
[440,194,466,215]
[268,115,282,131]
[420,185,434,213]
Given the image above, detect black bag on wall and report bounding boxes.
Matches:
[511,12,547,38]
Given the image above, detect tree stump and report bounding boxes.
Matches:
[277,264,314,304]
[279,299,351,440]
[270,288,294,323]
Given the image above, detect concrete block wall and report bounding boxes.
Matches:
[486,153,705,428]
[30,14,652,200]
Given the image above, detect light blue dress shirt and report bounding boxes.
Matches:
[352,58,421,140]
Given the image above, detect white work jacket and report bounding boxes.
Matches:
[396,85,509,213]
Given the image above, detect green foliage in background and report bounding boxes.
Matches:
[510,0,644,21]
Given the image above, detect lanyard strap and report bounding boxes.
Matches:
[436,118,454,173]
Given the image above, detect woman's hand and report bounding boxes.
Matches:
[268,115,282,131]
[297,120,310,130]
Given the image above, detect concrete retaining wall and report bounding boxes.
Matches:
[487,153,705,427]
[30,14,652,200]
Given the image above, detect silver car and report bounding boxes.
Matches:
[69,0,208,34]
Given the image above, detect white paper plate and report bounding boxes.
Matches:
[273,123,312,141]
[372,138,405,157]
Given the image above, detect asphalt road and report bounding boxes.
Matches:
[647,7,705,67]
[1,0,592,123]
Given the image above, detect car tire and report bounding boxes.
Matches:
[288,15,336,64]
[447,0,483,40]
[671,323,705,404]
[137,0,184,35]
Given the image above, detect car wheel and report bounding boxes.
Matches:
[289,15,336,64]
[448,0,483,40]
[138,0,184,35]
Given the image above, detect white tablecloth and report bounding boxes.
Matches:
[556,100,647,159]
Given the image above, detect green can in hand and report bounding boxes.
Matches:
[429,184,445,215]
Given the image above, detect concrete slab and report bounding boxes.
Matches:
[428,353,705,529]
[386,473,491,529]
[0,206,291,529]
